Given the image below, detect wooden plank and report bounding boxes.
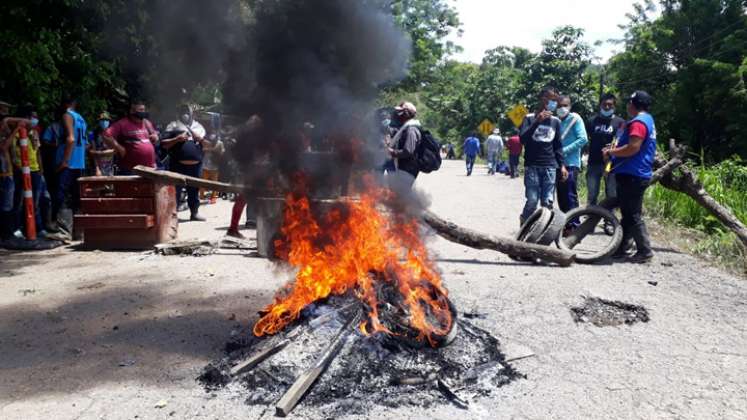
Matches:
[74,214,155,229]
[275,309,361,417]
[230,339,291,377]
[132,165,245,194]
[81,229,158,250]
[79,178,154,198]
[80,198,155,214]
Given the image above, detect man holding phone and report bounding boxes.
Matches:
[518,86,567,225]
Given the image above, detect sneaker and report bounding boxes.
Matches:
[177,203,189,212]
[627,252,654,264]
[244,220,257,229]
[190,213,206,222]
[226,229,245,239]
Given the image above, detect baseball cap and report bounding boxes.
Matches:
[394,101,417,115]
[629,91,653,109]
[98,111,112,120]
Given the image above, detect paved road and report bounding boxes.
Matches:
[1,159,745,419]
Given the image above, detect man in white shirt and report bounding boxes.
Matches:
[485,128,504,175]
[161,104,209,221]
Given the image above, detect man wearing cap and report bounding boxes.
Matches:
[485,128,504,175]
[603,90,657,263]
[89,111,115,176]
[387,101,421,188]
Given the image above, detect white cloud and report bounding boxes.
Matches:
[447,0,657,63]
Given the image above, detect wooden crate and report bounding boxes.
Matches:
[74,176,177,249]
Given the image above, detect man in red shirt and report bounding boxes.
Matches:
[103,100,158,175]
[506,133,522,178]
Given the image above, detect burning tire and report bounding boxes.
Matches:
[362,278,458,349]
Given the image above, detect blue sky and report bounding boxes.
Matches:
[447,0,658,63]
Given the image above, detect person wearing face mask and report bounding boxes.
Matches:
[518,86,567,225]
[161,104,209,221]
[8,105,45,238]
[586,93,625,206]
[554,95,588,231]
[88,111,115,176]
[103,99,158,175]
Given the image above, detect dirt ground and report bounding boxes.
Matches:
[1,160,745,420]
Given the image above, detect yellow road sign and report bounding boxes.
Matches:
[507,104,529,128]
[477,119,495,137]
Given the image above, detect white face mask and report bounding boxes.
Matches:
[556,106,570,118]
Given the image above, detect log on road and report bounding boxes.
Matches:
[422,211,575,266]
[129,167,577,265]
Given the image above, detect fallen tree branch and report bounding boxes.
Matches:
[422,211,575,266]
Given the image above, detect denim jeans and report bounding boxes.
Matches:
[521,166,557,222]
[0,176,14,239]
[465,154,476,175]
[509,155,520,178]
[586,163,617,206]
[171,162,202,214]
[615,174,653,256]
[487,151,499,174]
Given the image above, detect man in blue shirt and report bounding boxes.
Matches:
[603,91,657,263]
[462,132,480,176]
[555,95,588,228]
[54,96,87,237]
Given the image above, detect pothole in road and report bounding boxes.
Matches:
[570,296,650,327]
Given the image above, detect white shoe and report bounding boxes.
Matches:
[13,230,23,239]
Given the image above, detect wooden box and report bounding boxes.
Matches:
[74,176,178,249]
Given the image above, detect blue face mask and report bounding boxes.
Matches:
[99,120,110,129]
[30,118,39,127]
[546,100,558,112]
[600,108,614,118]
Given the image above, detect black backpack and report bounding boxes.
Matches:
[416,128,442,173]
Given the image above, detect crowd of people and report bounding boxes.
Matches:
[3,87,657,264]
[381,86,657,264]
[0,97,227,241]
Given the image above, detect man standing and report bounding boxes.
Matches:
[555,95,588,226]
[54,97,88,237]
[506,133,522,178]
[0,101,16,239]
[161,104,209,221]
[485,129,504,175]
[604,91,657,263]
[9,105,44,237]
[518,86,567,225]
[387,101,421,189]
[462,132,480,176]
[586,93,625,205]
[103,100,158,175]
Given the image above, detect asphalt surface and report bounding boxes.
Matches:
[1,159,745,419]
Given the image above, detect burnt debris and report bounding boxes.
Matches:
[198,296,520,417]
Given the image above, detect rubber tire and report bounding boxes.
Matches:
[537,208,567,246]
[558,206,623,264]
[517,207,552,243]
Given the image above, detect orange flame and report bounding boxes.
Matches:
[252,175,452,347]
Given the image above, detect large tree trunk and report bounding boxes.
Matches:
[422,211,576,266]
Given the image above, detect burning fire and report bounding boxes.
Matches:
[252,176,453,347]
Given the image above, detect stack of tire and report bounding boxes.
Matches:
[516,206,623,264]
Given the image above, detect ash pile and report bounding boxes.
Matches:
[199,295,520,417]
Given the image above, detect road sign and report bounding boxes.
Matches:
[507,104,529,128]
[477,119,495,137]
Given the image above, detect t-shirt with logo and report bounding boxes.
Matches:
[104,117,157,171]
[586,115,625,165]
[518,113,564,168]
